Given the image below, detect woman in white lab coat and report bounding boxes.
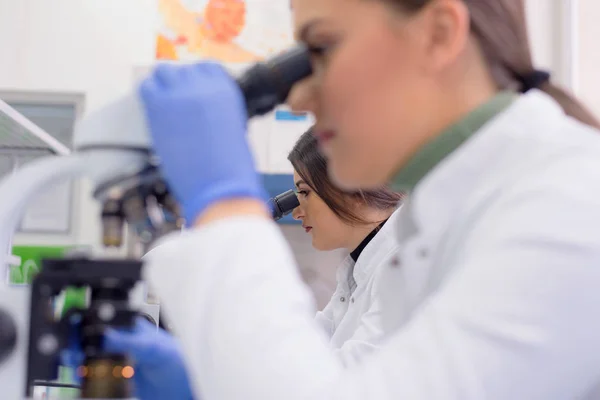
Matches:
[288,127,403,366]
[134,0,600,399]
[86,128,404,399]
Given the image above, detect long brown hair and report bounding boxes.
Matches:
[385,0,600,129]
[288,127,404,225]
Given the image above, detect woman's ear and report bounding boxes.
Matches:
[420,0,471,74]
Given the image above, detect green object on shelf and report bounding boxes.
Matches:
[10,245,72,285]
[61,286,88,316]
[10,246,89,313]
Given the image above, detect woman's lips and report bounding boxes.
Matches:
[304,226,312,233]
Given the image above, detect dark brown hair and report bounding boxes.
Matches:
[385,0,600,129]
[288,127,404,225]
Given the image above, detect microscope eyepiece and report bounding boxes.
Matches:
[237,45,313,118]
[270,189,300,221]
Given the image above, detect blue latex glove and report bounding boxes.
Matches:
[104,318,195,400]
[139,62,267,224]
[61,318,195,400]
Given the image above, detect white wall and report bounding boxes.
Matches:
[526,0,572,89]
[527,0,600,117]
[576,0,600,114]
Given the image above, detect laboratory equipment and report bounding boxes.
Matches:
[239,45,312,118]
[269,189,300,221]
[0,44,312,398]
[27,258,142,398]
[0,97,71,276]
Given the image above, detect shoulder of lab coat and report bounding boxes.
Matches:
[144,91,600,400]
[317,207,403,366]
[376,90,600,399]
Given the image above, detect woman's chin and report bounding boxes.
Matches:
[312,238,326,251]
[312,241,323,251]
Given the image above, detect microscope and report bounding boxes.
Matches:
[0,45,312,399]
[269,189,300,221]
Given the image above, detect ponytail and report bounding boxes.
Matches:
[515,69,600,128]
[537,82,600,129]
[467,0,600,129]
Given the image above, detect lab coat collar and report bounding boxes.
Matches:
[392,91,516,192]
[335,207,403,289]
[409,90,564,236]
[335,255,355,293]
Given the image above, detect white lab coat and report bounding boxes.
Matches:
[145,90,600,400]
[315,208,402,366]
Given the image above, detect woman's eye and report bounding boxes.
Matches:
[308,44,334,63]
[308,45,327,56]
[298,190,310,197]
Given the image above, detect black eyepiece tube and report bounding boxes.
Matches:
[269,189,300,221]
[237,46,313,118]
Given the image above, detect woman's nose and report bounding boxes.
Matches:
[287,76,319,115]
[292,205,304,221]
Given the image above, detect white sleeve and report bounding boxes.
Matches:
[314,301,335,337]
[145,159,600,400]
[144,217,343,400]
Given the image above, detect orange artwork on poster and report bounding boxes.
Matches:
[156,0,294,64]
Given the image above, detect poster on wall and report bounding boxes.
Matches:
[156,0,294,65]
[155,0,311,175]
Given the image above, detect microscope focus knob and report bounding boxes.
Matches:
[0,308,16,364]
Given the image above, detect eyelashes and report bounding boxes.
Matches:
[308,46,327,56]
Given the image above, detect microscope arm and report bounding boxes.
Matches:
[0,154,86,277]
[0,149,150,277]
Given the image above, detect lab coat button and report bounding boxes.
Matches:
[351,298,355,303]
[419,248,429,258]
[390,257,401,268]
[340,297,346,302]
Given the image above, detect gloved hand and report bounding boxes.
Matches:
[139,62,267,225]
[104,318,195,400]
[60,318,195,400]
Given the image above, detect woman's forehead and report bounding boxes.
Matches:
[291,0,381,40]
[291,0,344,37]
